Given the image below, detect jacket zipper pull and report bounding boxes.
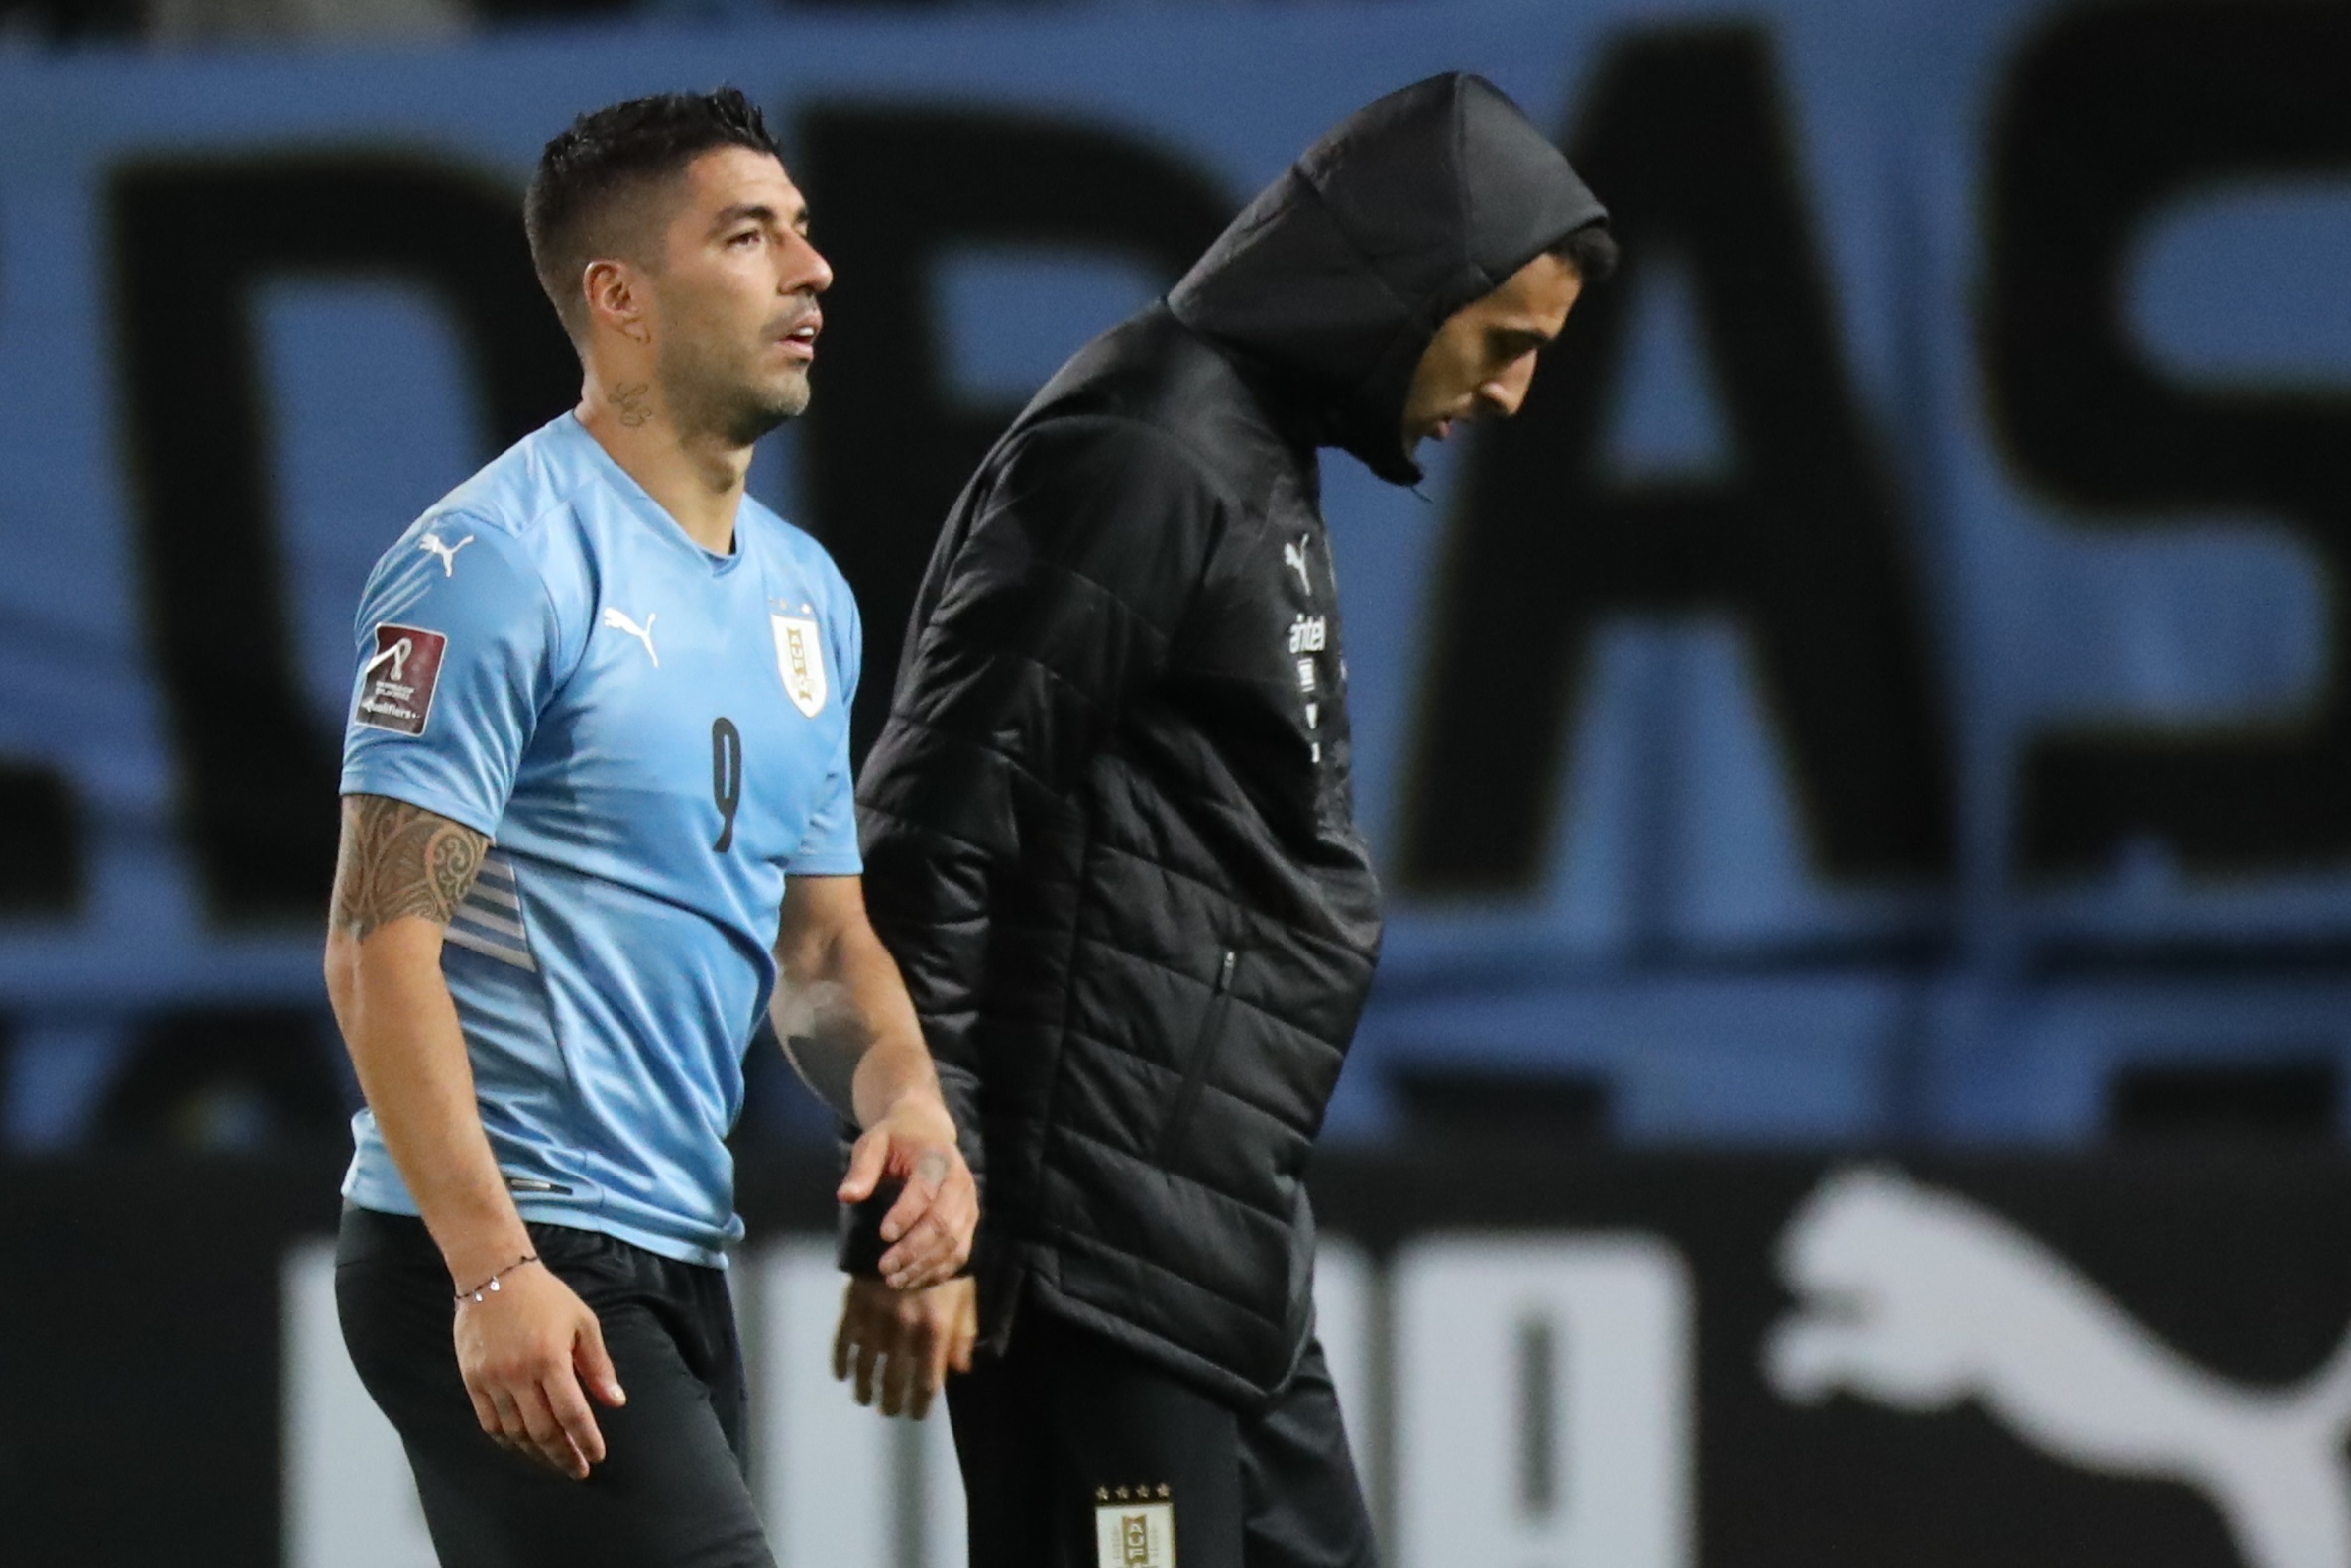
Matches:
[1215,949,1236,993]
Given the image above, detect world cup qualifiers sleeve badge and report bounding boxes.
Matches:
[770,610,827,719]
[354,623,449,736]
[1094,1485,1176,1568]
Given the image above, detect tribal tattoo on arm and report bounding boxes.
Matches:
[329,794,492,942]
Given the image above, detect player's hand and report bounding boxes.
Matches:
[835,1276,978,1419]
[839,1096,976,1291]
[452,1262,626,1480]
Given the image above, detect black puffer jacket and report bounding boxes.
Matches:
[855,73,1607,1403]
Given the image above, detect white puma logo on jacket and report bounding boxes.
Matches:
[1767,1166,2351,1568]
[1283,535,1311,596]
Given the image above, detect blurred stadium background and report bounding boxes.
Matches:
[3,0,2349,1563]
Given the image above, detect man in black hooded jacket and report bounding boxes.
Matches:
[836,73,1613,1566]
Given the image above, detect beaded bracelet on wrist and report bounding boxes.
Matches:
[455,1253,539,1304]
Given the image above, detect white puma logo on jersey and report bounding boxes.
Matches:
[418,532,474,577]
[602,607,659,667]
[1768,1167,2351,1568]
[362,635,413,682]
[1284,535,1311,596]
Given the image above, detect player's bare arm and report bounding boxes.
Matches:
[325,793,626,1480]
[771,873,977,1290]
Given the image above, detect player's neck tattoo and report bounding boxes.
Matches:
[330,794,490,943]
[610,382,655,429]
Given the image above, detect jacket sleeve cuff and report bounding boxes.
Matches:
[836,1180,899,1277]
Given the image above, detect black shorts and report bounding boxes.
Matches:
[334,1205,776,1568]
[947,1307,1379,1568]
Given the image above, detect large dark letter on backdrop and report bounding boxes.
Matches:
[1399,26,1953,901]
[798,107,1230,756]
[1989,3,2351,880]
[0,242,84,915]
[0,765,79,914]
[111,159,575,923]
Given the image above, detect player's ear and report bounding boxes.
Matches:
[582,259,651,345]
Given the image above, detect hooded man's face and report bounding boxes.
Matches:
[1400,250,1583,453]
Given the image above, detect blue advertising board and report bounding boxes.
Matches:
[0,0,2347,1141]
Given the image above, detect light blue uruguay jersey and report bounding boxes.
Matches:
[338,412,861,1266]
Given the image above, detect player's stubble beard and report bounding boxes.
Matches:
[657,292,817,449]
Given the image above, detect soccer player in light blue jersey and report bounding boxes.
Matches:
[322,89,974,1568]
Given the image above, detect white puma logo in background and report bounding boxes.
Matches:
[601,607,658,667]
[1284,536,1311,596]
[418,532,474,577]
[1767,1166,2351,1568]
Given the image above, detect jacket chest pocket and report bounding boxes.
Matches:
[1156,948,1239,1161]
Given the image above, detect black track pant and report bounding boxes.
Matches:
[948,1308,1379,1568]
[335,1205,775,1568]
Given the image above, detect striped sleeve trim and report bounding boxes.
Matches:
[447,850,536,971]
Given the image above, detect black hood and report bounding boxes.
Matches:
[1168,72,1607,487]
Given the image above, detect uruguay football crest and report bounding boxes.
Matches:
[1094,1487,1176,1568]
[771,613,827,718]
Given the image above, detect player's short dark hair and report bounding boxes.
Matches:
[1551,220,1620,284]
[524,86,783,338]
